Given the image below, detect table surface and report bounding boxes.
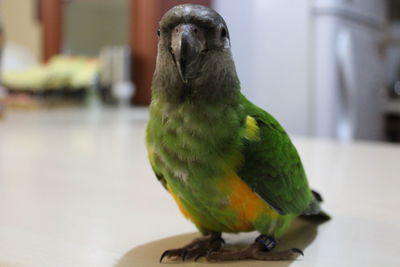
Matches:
[0,108,399,267]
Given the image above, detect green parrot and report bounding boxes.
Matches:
[146,4,329,262]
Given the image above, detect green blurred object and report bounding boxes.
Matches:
[2,55,99,109]
[2,55,99,91]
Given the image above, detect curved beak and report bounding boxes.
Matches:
[171,24,206,83]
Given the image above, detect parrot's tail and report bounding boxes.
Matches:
[311,190,323,202]
[299,190,331,222]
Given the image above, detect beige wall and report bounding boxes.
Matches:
[63,0,130,56]
[0,0,42,62]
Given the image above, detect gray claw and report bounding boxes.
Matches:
[291,248,304,256]
[194,254,203,262]
[159,250,170,263]
[182,250,188,261]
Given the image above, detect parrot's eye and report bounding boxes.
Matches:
[157,29,161,37]
[220,27,227,39]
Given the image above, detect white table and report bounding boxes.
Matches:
[0,108,399,267]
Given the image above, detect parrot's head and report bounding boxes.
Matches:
[153,4,239,102]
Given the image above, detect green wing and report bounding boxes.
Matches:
[147,147,168,190]
[238,94,313,215]
[146,120,168,190]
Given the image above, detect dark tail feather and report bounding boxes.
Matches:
[300,190,331,222]
[312,190,323,202]
[300,210,331,222]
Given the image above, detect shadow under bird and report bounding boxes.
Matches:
[146,4,330,262]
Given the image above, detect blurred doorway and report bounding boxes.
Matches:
[39,0,211,105]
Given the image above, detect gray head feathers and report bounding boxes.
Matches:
[153,4,239,104]
[160,4,229,39]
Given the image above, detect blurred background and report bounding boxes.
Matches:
[0,0,400,142]
[1,2,400,266]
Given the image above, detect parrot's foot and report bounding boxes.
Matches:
[206,235,303,262]
[160,232,224,263]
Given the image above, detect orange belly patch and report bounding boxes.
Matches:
[221,172,279,231]
[166,174,280,233]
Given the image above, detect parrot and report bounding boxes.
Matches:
[146,4,329,262]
